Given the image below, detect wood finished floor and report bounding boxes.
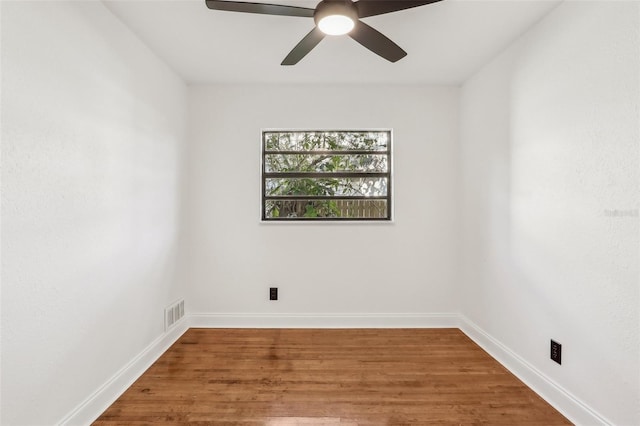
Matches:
[94,328,571,425]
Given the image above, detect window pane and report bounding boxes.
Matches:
[265,199,388,219]
[262,130,391,221]
[264,154,388,173]
[264,131,388,152]
[265,177,388,197]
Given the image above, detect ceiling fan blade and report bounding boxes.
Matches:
[281,27,325,65]
[205,0,315,18]
[355,0,443,18]
[349,21,406,63]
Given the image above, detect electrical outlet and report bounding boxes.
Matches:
[269,287,278,301]
[550,340,562,365]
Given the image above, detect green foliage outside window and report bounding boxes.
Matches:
[262,131,391,220]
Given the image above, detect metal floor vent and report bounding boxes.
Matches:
[165,299,185,331]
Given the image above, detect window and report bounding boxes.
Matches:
[262,130,392,221]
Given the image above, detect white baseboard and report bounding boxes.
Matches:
[459,315,611,426]
[57,319,189,426]
[189,312,460,328]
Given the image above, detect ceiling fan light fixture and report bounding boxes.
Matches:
[314,1,358,36]
[318,14,354,35]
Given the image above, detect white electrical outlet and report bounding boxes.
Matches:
[165,299,185,331]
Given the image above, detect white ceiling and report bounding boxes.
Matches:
[103,0,561,85]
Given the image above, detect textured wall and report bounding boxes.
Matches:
[186,84,460,318]
[459,2,639,424]
[1,1,188,424]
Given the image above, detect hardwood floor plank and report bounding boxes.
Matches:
[94,329,572,425]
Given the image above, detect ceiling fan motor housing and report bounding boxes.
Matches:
[314,0,359,33]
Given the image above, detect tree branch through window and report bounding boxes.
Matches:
[262,130,392,221]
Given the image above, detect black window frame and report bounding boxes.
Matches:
[261,130,392,222]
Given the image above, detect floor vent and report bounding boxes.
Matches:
[165,299,185,331]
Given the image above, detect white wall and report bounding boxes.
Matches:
[459,2,639,425]
[1,1,188,424]
[187,85,459,322]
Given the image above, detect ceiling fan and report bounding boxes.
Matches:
[205,0,443,65]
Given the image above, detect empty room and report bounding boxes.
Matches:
[1,0,638,424]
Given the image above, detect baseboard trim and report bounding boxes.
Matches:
[189,312,460,328]
[459,315,611,426]
[57,319,189,426]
